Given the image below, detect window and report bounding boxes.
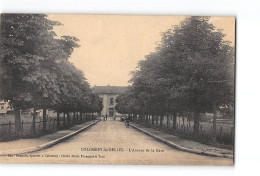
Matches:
[110,97,114,105]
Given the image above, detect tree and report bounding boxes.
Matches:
[118,16,234,138]
[0,14,62,134]
[159,16,234,135]
[0,14,94,134]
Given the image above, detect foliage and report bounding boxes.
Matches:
[0,14,103,132]
[116,16,234,134]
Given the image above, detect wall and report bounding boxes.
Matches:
[96,94,120,116]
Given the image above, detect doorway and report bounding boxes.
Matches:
[109,108,114,117]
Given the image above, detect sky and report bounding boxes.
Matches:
[47,15,235,87]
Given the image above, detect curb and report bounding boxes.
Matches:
[130,123,233,159]
[0,120,101,156]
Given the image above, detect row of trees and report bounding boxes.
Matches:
[0,14,103,135]
[116,17,234,137]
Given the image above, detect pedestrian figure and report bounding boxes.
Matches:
[125,116,130,128]
[105,113,108,121]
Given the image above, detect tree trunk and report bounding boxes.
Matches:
[57,112,60,129]
[73,112,76,124]
[156,115,159,125]
[172,112,177,131]
[63,112,66,128]
[212,102,217,141]
[80,112,83,122]
[193,111,200,135]
[14,109,21,137]
[152,115,154,125]
[32,108,36,135]
[166,114,169,129]
[67,113,70,126]
[76,112,79,123]
[160,115,163,126]
[43,108,47,133]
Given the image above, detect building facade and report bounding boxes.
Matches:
[93,85,128,117]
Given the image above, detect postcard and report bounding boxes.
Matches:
[0,14,235,165]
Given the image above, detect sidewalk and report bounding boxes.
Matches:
[0,120,100,155]
[130,123,233,159]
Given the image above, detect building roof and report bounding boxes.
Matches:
[93,86,128,94]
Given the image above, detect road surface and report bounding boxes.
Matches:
[4,118,233,165]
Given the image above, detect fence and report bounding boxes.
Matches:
[0,113,96,142]
[133,115,234,146]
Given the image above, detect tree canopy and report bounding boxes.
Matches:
[116,16,234,134]
[0,14,103,133]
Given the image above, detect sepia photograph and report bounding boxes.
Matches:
[0,14,235,165]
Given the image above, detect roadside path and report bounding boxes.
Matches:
[131,123,233,158]
[1,118,233,165]
[0,120,98,155]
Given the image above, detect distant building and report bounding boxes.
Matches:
[21,108,56,117]
[0,100,12,116]
[93,85,128,117]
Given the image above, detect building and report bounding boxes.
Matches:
[0,100,56,117]
[0,100,12,116]
[93,85,128,117]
